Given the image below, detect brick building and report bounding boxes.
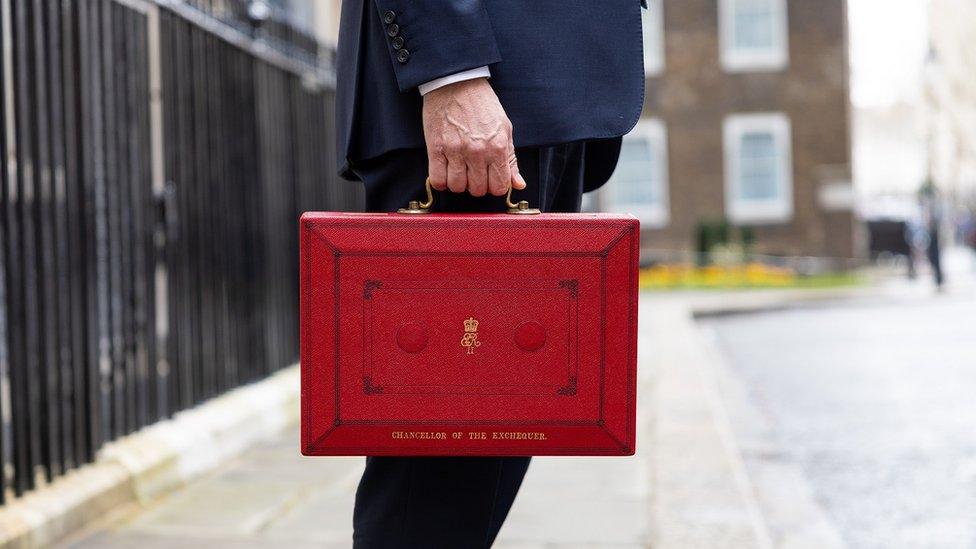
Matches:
[592,0,859,259]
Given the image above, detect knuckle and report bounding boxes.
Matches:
[460,141,482,156]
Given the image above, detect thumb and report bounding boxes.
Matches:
[508,151,527,190]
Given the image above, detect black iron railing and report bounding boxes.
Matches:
[0,0,359,503]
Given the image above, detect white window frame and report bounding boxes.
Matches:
[718,0,789,72]
[604,118,670,228]
[642,0,665,76]
[723,113,793,224]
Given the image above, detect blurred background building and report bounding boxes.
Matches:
[850,0,976,268]
[590,0,857,261]
[926,0,976,205]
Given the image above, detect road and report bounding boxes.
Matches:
[703,285,976,549]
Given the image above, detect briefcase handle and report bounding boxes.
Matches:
[398,179,541,215]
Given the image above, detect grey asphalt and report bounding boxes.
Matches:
[703,285,976,549]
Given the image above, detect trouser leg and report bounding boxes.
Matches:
[352,456,531,548]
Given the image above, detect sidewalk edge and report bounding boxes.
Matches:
[0,365,300,549]
[648,287,863,549]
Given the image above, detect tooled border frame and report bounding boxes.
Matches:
[361,279,578,396]
[305,222,635,454]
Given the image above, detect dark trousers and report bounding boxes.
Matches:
[350,142,588,549]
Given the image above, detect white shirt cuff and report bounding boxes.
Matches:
[418,66,491,95]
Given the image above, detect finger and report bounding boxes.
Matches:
[509,151,527,190]
[428,152,448,191]
[446,154,468,193]
[466,161,489,197]
[486,138,511,196]
[487,157,511,197]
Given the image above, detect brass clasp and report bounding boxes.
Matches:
[505,197,541,215]
[397,180,436,214]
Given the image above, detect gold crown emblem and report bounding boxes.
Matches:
[463,317,479,332]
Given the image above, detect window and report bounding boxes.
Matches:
[723,113,793,224]
[719,0,789,72]
[605,119,669,228]
[643,0,665,76]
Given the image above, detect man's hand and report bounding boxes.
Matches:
[422,78,526,197]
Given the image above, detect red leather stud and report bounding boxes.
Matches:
[514,321,546,352]
[396,322,428,353]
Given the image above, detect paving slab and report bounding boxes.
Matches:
[261,480,362,544]
[645,303,771,549]
[125,479,301,537]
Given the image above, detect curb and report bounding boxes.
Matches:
[698,326,847,549]
[0,366,300,548]
[647,287,863,549]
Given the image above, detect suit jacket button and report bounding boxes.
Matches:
[396,49,410,63]
[386,23,400,37]
[382,10,396,24]
[392,36,405,50]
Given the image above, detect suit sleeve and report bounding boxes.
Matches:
[372,0,502,92]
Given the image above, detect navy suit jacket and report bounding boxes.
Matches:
[335,0,645,192]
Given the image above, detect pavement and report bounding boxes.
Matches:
[59,291,708,549]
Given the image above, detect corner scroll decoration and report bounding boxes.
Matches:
[558,279,579,299]
[363,280,383,299]
[557,375,578,396]
[363,376,384,394]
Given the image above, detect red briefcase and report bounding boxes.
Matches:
[300,187,639,456]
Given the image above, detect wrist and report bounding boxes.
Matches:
[424,77,490,101]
